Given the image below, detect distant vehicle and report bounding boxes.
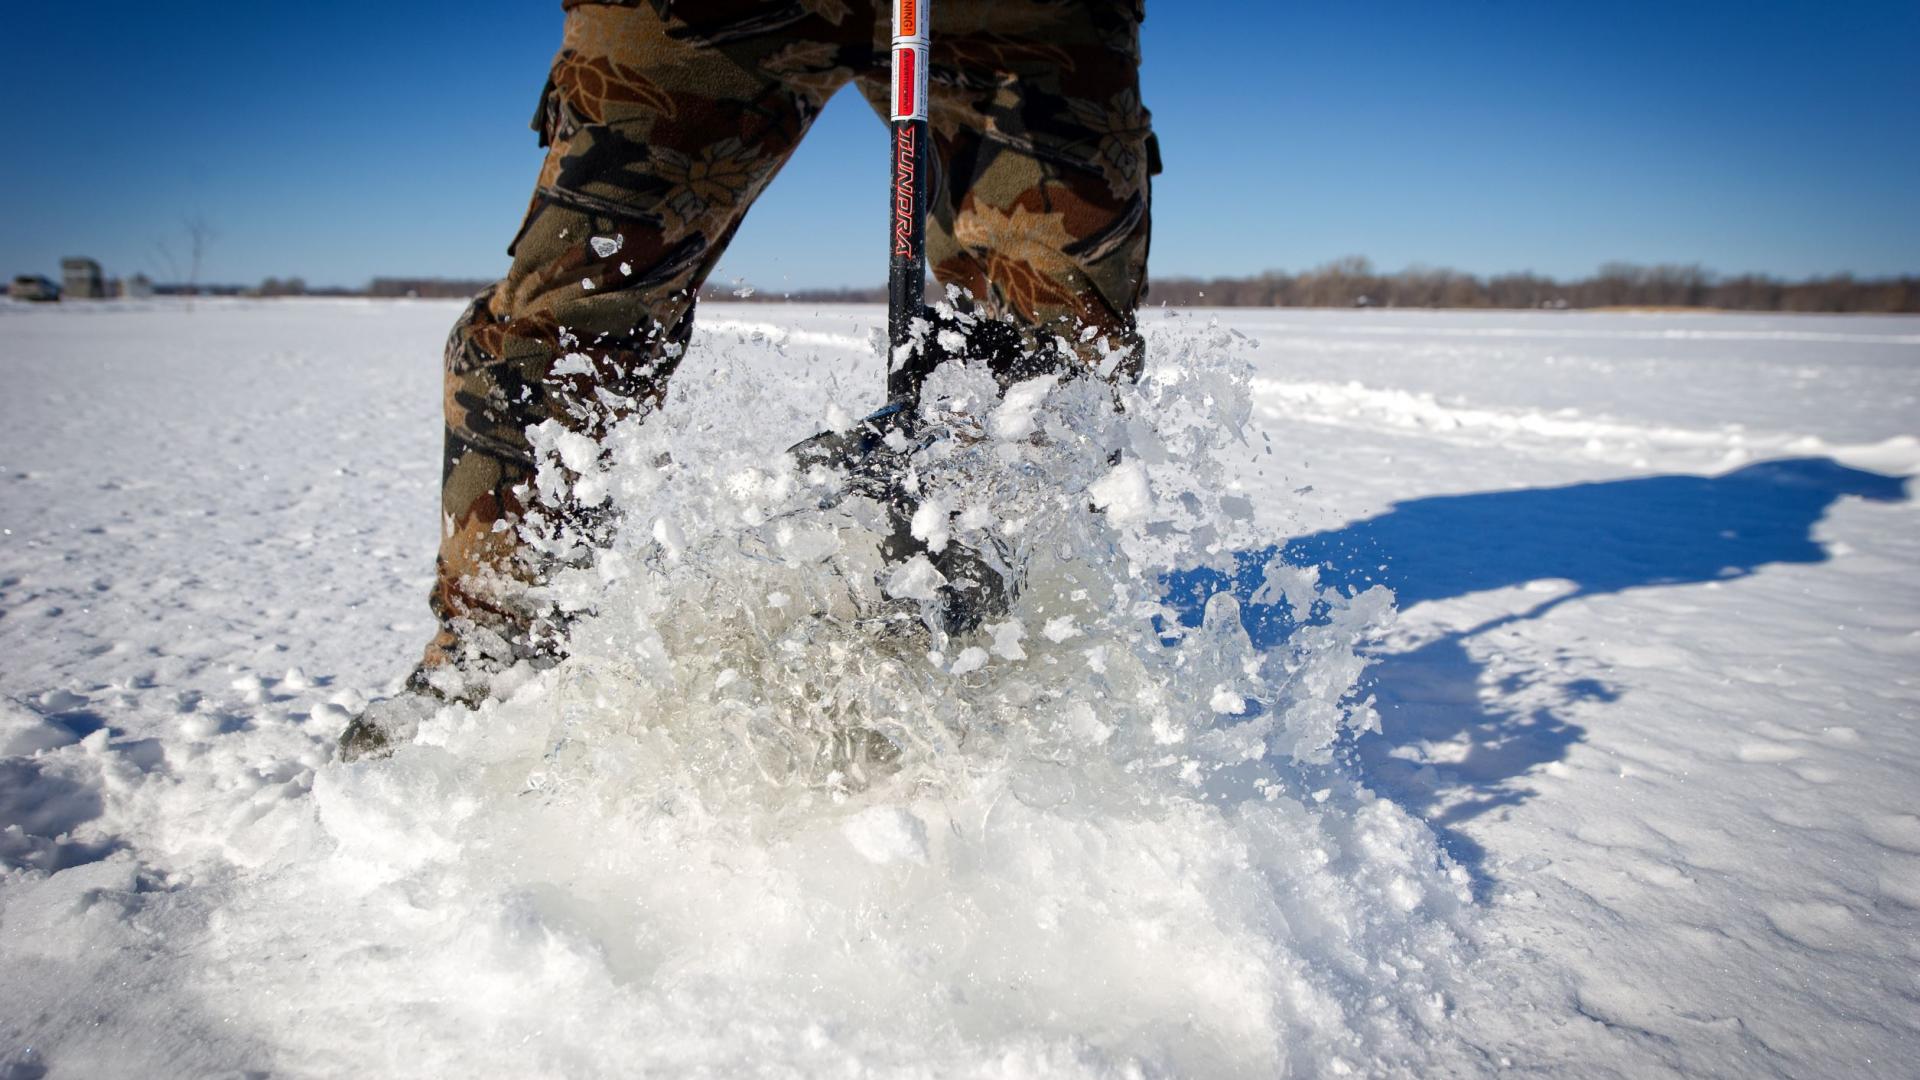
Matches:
[9,275,60,302]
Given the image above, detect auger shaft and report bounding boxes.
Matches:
[886,0,932,402]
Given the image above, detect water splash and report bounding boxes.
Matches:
[209,316,1473,1075]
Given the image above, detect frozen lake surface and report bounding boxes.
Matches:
[1,299,1916,1077]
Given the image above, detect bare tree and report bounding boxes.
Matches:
[153,215,217,309]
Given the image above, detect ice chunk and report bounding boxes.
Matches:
[552,430,600,474]
[1063,701,1113,745]
[884,554,945,602]
[1088,459,1152,522]
[652,516,686,560]
[990,374,1058,440]
[949,646,989,675]
[910,497,950,554]
[841,806,928,865]
[987,619,1026,661]
[550,351,595,377]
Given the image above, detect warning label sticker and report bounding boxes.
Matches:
[891,43,928,121]
[895,0,922,41]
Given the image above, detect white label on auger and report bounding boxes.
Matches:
[891,43,928,121]
[894,0,927,45]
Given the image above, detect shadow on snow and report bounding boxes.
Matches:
[1163,457,1910,886]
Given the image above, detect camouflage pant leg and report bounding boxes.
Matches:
[423,0,1156,675]
[425,0,857,675]
[859,0,1158,378]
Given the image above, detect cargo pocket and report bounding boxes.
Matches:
[529,74,558,149]
[510,68,573,259]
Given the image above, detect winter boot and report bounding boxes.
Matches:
[789,398,1012,638]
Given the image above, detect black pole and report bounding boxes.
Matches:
[886,0,931,403]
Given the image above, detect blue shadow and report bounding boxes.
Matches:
[1163,457,1909,884]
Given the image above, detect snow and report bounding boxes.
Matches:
[883,551,945,601]
[947,644,990,676]
[990,373,1059,440]
[2,298,1918,1077]
[909,494,951,553]
[841,805,929,866]
[1088,459,1153,522]
[986,619,1027,661]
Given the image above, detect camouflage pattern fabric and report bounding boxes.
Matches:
[426,0,1158,675]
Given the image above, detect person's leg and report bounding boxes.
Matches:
[424,1,858,687]
[856,0,1159,382]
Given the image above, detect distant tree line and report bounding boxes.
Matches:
[696,258,1918,312]
[365,277,497,298]
[699,283,889,304]
[24,262,1913,313]
[1143,257,1920,313]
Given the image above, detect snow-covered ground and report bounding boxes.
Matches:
[1,299,1916,1078]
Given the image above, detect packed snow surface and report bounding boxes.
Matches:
[2,299,1918,1078]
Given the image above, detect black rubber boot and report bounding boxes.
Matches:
[335,667,458,762]
[789,400,1011,637]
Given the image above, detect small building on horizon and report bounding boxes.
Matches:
[120,273,153,299]
[61,257,105,299]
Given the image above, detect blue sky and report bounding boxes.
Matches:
[2,0,1915,289]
